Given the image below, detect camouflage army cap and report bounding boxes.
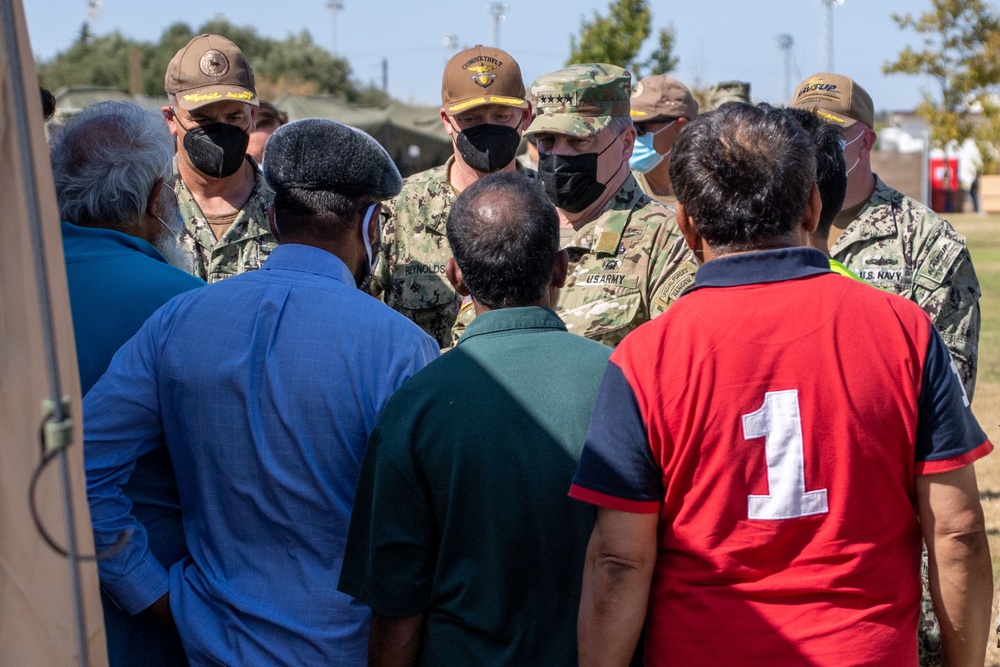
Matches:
[790,72,874,128]
[165,34,258,111]
[631,75,698,122]
[708,80,751,110]
[526,64,631,138]
[442,45,528,115]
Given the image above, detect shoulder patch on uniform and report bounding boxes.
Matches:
[915,234,964,290]
[653,262,697,310]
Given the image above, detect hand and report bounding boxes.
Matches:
[144,592,174,626]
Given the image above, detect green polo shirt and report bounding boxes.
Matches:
[340,306,612,666]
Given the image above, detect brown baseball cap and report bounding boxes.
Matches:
[165,34,258,111]
[789,72,874,128]
[441,45,528,115]
[630,75,698,121]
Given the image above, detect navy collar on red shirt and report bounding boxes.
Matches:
[692,247,831,289]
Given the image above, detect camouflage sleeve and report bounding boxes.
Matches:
[369,205,396,301]
[912,229,981,401]
[450,296,475,345]
[646,222,698,317]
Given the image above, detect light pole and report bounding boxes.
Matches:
[819,0,844,72]
[327,1,344,55]
[486,3,507,48]
[777,34,794,102]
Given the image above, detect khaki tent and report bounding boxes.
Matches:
[52,86,164,123]
[0,0,107,664]
[274,95,452,177]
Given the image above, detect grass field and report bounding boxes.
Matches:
[950,214,1000,665]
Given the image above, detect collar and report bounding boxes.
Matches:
[565,174,647,256]
[61,221,168,263]
[693,247,830,289]
[833,174,900,249]
[173,155,274,240]
[457,306,566,345]
[260,243,356,285]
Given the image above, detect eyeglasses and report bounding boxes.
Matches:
[632,118,677,137]
[634,119,679,136]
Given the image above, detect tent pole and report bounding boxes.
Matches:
[0,1,89,664]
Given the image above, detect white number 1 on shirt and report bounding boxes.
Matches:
[742,390,829,520]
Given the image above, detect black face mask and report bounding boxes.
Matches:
[537,133,622,213]
[181,120,250,179]
[454,123,522,173]
[537,152,604,213]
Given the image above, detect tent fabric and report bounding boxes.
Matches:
[0,0,108,664]
[274,95,452,177]
[48,89,453,178]
[52,87,165,122]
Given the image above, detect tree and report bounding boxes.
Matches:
[37,19,389,105]
[566,0,678,79]
[883,0,1000,171]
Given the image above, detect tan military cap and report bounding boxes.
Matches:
[441,45,528,115]
[790,72,874,128]
[630,75,698,122]
[165,34,257,111]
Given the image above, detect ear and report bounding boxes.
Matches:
[162,105,179,138]
[440,109,458,139]
[802,183,821,235]
[620,123,637,159]
[248,105,258,133]
[146,178,165,216]
[551,249,569,289]
[267,203,280,243]
[859,125,877,159]
[519,106,532,132]
[367,203,383,245]
[676,202,701,252]
[445,257,469,296]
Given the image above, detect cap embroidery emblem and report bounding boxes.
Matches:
[468,64,497,88]
[199,50,230,77]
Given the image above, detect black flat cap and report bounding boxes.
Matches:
[262,118,402,200]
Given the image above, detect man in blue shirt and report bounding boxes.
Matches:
[84,118,438,665]
[51,101,205,667]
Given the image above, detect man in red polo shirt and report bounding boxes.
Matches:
[571,103,992,666]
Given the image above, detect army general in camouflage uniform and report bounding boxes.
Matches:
[792,72,983,667]
[371,45,538,348]
[455,64,697,347]
[162,34,276,283]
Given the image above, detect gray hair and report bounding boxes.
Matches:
[606,114,633,135]
[50,101,173,228]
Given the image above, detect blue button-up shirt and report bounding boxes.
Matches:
[84,244,439,666]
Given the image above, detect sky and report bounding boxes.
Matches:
[26,0,941,112]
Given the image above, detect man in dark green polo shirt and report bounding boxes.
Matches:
[339,172,612,666]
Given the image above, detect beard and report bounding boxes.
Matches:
[152,231,195,274]
[152,189,196,274]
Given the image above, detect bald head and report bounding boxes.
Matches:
[446,172,559,309]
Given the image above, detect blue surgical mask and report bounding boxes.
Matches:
[628,120,676,174]
[630,133,664,173]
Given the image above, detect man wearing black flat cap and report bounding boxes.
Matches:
[83,118,438,666]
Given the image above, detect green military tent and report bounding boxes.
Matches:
[274,95,452,177]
